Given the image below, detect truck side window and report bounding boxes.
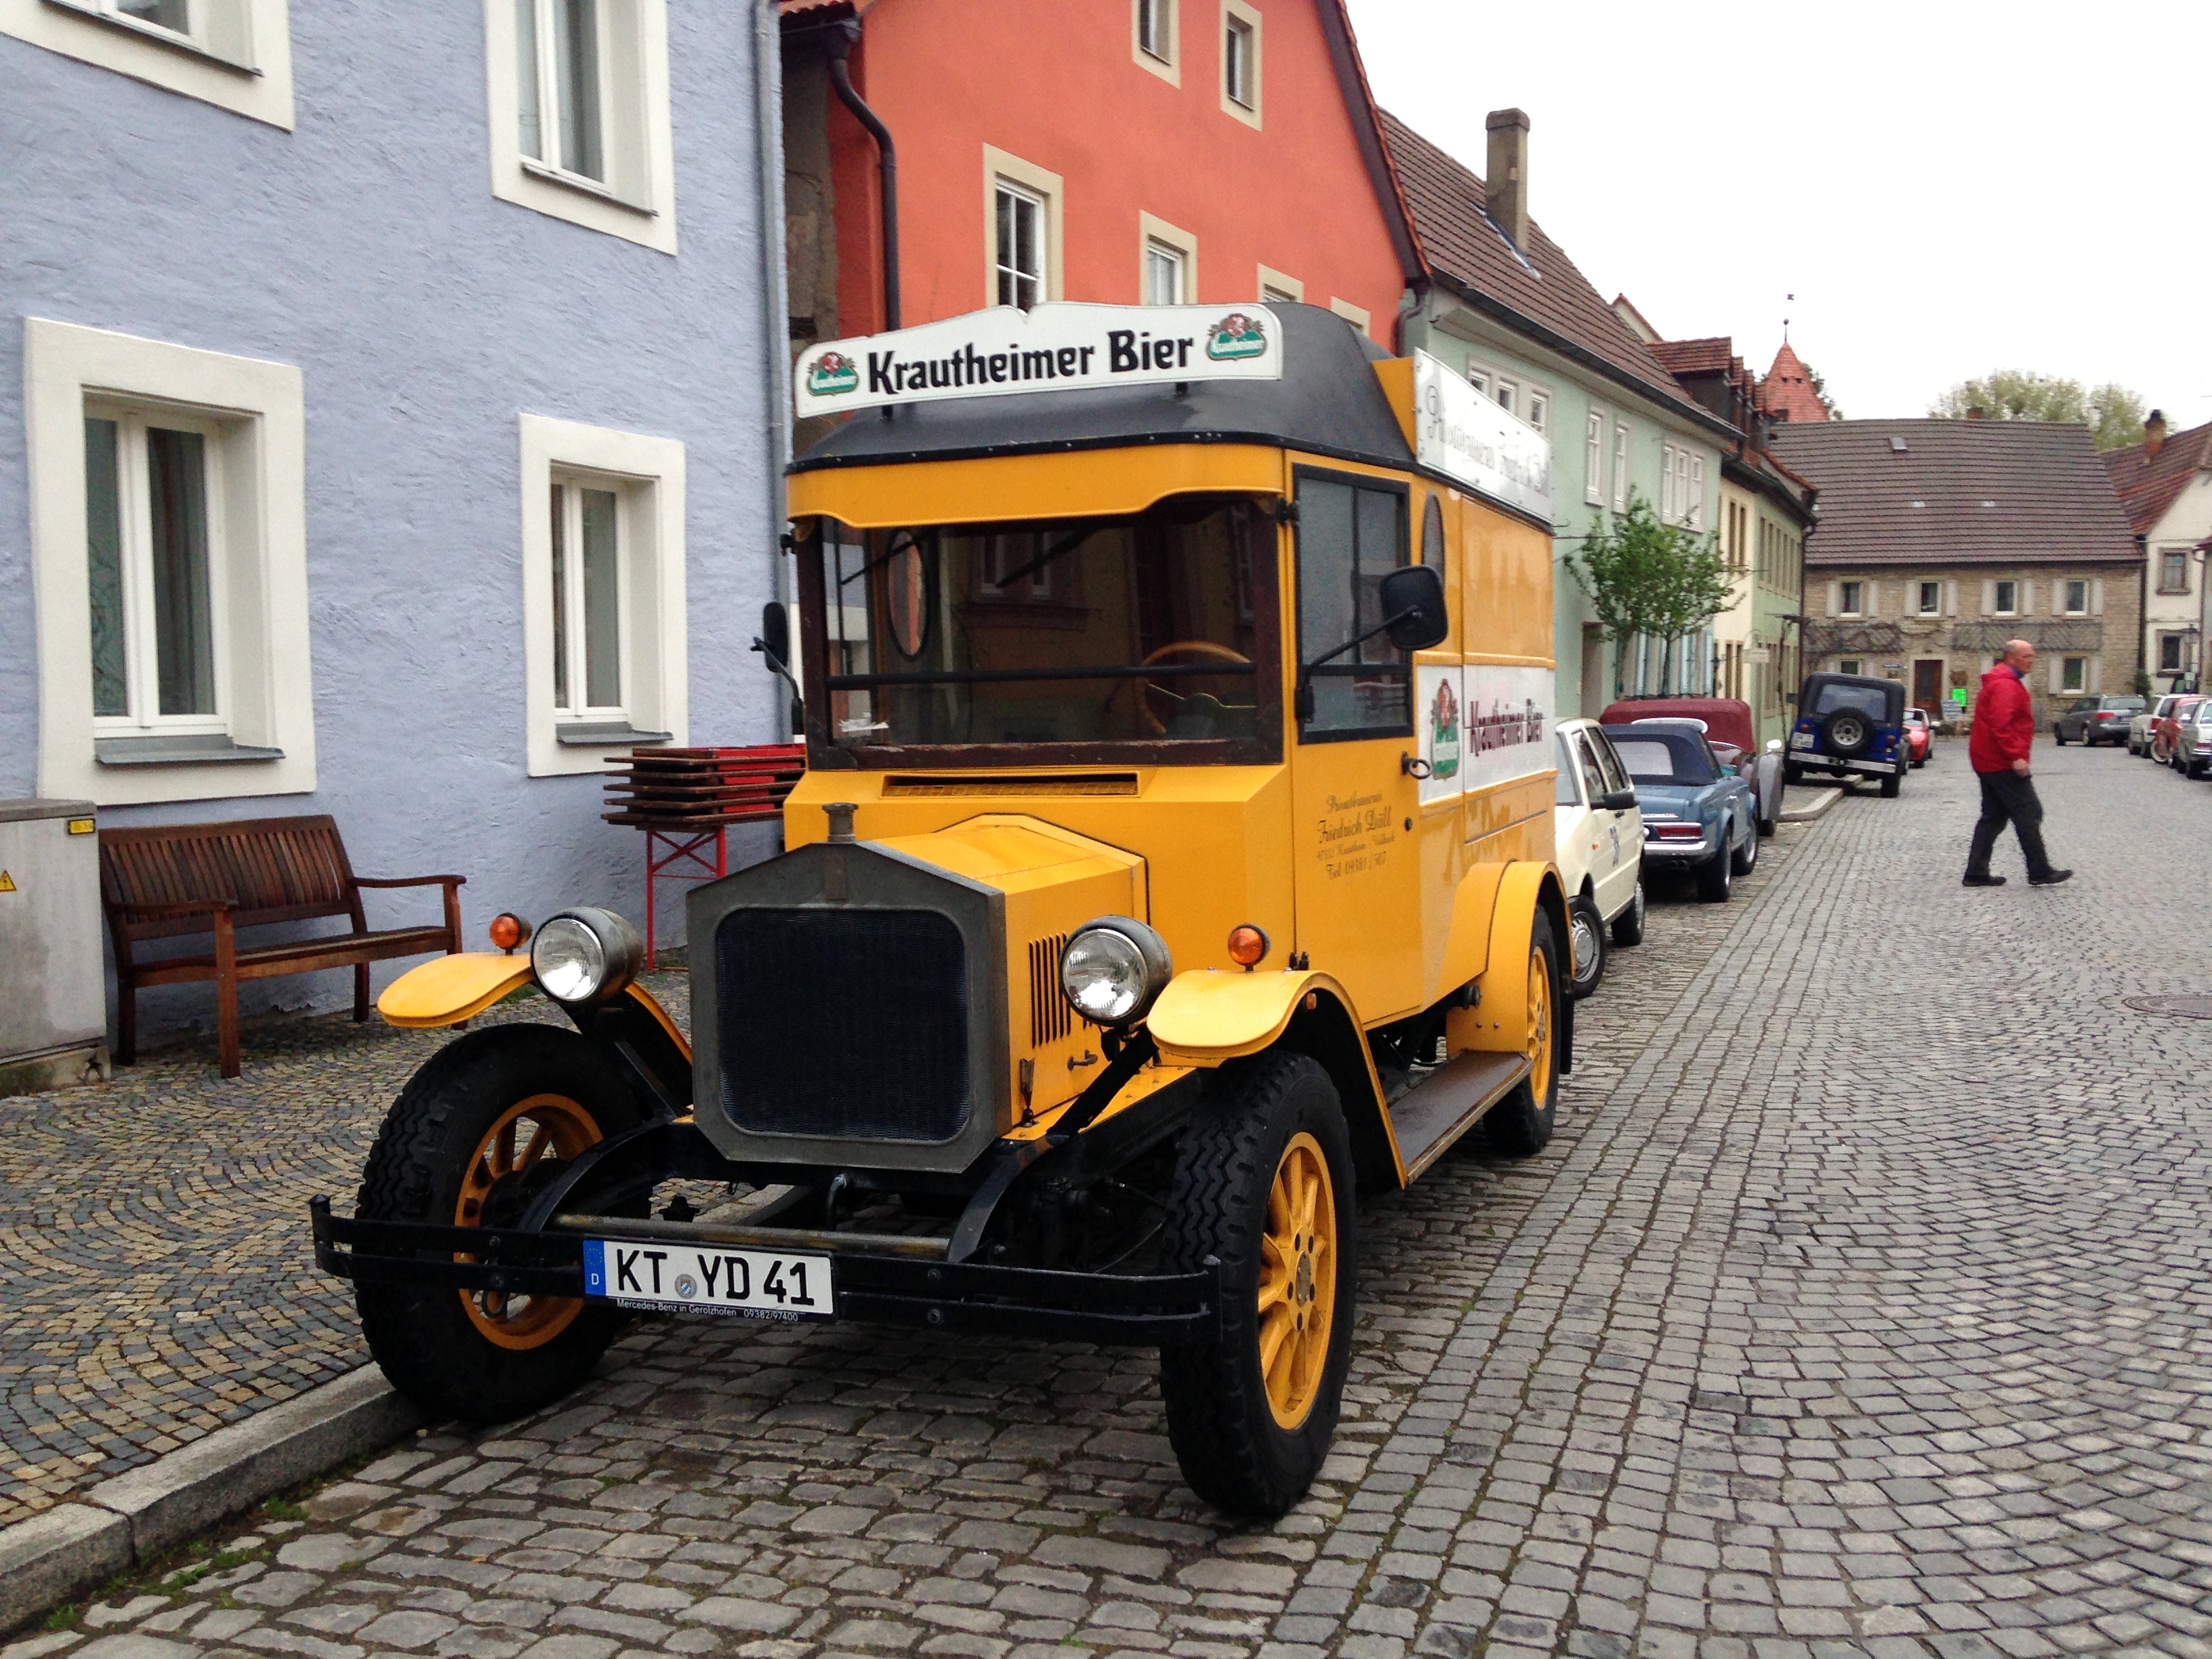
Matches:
[1296,471,1410,740]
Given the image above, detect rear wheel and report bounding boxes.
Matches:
[1784,762,1805,786]
[1485,910,1560,1157]
[2053,726,2068,745]
[355,1025,647,1422]
[1880,766,1902,798]
[1730,817,1758,875]
[1565,894,1607,999]
[1160,1053,1355,1519]
[1696,840,1733,902]
[1610,880,1646,947]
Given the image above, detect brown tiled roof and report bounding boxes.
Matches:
[1758,342,1832,424]
[1379,112,1728,434]
[1769,419,2139,569]
[1651,337,1733,377]
[2104,418,2212,538]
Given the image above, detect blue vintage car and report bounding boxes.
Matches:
[1599,719,1759,902]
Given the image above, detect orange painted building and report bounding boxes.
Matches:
[780,0,1420,359]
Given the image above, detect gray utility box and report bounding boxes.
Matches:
[0,798,110,1095]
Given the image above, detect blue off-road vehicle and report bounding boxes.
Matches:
[1786,672,1908,798]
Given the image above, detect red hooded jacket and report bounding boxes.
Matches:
[1968,661,2034,773]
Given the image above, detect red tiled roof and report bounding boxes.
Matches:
[1379,112,1724,431]
[2104,418,2212,538]
[1759,342,1832,424]
[1769,419,2139,569]
[1650,337,1733,377]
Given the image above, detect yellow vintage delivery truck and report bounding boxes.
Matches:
[315,301,1567,1517]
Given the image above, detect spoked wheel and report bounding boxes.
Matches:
[1565,894,1606,999]
[1160,1052,1355,1518]
[356,1025,647,1421]
[1486,909,1559,1157]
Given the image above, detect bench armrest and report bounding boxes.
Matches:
[353,875,466,889]
[118,898,239,920]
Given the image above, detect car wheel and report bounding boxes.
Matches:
[1565,894,1606,1000]
[354,1025,649,1424]
[1695,842,1732,902]
[2053,725,2068,745]
[1730,817,1758,875]
[1784,762,1805,786]
[1159,1051,1355,1519]
[1824,711,1872,757]
[1880,766,1902,798]
[1610,880,1646,948]
[1484,909,1561,1158]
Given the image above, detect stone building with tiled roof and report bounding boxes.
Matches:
[1770,419,2142,726]
[1759,342,1834,425]
[1381,109,1740,716]
[2104,412,2212,691]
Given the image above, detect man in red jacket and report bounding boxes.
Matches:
[1965,640,2071,887]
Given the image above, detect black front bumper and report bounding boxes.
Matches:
[310,1196,1220,1346]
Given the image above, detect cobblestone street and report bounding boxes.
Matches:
[14,741,2212,1658]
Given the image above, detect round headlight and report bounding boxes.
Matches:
[529,907,643,1004]
[1060,916,1172,1028]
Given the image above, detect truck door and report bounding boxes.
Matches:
[1288,467,1424,1023]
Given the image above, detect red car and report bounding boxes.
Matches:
[1903,707,1933,768]
[2153,696,2207,766]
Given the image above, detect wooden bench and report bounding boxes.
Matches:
[99,815,464,1078]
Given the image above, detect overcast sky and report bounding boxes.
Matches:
[1345,0,2212,436]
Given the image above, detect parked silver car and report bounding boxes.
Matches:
[2052,694,2144,746]
[2175,702,2212,778]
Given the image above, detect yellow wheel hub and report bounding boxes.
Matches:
[1257,1131,1337,1429]
[454,1093,602,1350]
[1525,943,1553,1103]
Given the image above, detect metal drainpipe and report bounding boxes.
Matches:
[822,20,899,331]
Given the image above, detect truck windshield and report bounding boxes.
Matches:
[811,495,1269,752]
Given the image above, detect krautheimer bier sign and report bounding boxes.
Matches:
[1411,349,1553,521]
[794,302,1283,419]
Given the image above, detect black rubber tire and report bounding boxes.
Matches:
[1824,711,1872,757]
[1784,762,1805,786]
[1159,1052,1356,1519]
[1484,909,1561,1157]
[1730,817,1758,875]
[1565,893,1606,1000]
[2053,726,2068,745]
[355,1025,649,1424]
[1610,880,1646,947]
[1695,841,1733,902]
[1879,768,1902,798]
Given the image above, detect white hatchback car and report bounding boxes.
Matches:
[1553,718,1645,999]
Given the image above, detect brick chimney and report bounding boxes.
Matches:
[1486,108,1530,251]
[2146,408,2168,459]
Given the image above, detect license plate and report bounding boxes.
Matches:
[582,1239,835,1321]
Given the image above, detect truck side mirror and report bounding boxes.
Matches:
[1380,565,1450,653]
[761,601,791,667]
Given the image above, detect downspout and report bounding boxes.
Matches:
[755,0,794,737]
[822,20,899,331]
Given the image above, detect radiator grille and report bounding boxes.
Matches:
[1029,934,1071,1048]
[715,907,970,1142]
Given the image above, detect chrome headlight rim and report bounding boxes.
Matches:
[1059,915,1173,1029]
[529,906,644,1006]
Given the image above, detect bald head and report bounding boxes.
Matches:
[2004,638,2036,672]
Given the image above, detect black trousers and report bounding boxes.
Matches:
[1966,769,2053,880]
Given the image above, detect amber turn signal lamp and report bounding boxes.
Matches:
[1227,924,1269,970]
[489,913,532,954]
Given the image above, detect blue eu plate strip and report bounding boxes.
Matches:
[582,1240,607,1296]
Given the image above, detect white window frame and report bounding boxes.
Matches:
[1917,579,1942,615]
[2156,547,2190,594]
[1613,424,1629,512]
[2063,578,2088,616]
[26,318,314,806]
[520,414,687,777]
[2160,633,2186,674]
[1839,658,1863,677]
[1256,265,1303,304]
[2,0,294,127]
[1467,364,1492,398]
[1328,298,1371,337]
[1139,212,1198,306]
[1525,387,1549,436]
[1219,0,1261,127]
[2058,655,2087,695]
[1993,578,2018,617]
[482,0,676,255]
[1132,0,1177,82]
[1685,451,1704,530]
[996,181,1049,310]
[1660,443,1679,523]
[1584,409,1605,505]
[1839,580,1864,618]
[983,146,1064,308]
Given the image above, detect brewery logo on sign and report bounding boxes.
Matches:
[806,350,859,398]
[1206,312,1267,362]
[1429,678,1461,779]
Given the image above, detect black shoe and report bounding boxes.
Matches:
[1963,874,2007,887]
[2030,868,2073,886]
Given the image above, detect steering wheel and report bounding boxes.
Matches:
[1130,641,1254,737]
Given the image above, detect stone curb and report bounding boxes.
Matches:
[1778,785,1845,823]
[0,1366,421,1636]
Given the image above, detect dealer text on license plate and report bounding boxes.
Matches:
[582,1240,834,1320]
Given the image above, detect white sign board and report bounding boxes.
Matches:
[1412,349,1553,521]
[794,302,1284,419]
[1416,663,1555,806]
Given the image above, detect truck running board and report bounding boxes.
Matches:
[1387,1050,1530,1181]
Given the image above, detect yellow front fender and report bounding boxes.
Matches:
[376,951,534,1028]
[1147,968,1360,1065]
[1452,861,1564,1056]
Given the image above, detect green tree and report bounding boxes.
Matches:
[1565,493,1738,697]
[1805,364,1843,419]
[1929,371,2148,450]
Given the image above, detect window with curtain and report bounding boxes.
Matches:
[1294,472,1411,741]
[550,478,624,720]
[83,409,221,732]
[516,0,605,183]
